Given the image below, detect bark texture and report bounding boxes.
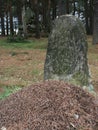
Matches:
[93,1,98,44]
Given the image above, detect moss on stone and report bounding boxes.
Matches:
[44,15,90,89]
[72,72,89,86]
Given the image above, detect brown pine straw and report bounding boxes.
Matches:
[0,81,98,130]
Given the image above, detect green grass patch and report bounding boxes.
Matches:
[32,69,39,76]
[0,85,22,100]
[0,38,47,50]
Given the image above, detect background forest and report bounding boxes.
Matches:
[0,0,97,43]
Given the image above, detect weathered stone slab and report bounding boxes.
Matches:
[44,15,90,87]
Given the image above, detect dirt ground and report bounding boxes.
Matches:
[0,36,98,92]
[87,36,98,93]
[0,49,46,87]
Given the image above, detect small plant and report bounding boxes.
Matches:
[7,35,25,43]
[10,51,18,56]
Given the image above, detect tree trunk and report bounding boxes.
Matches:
[42,0,51,33]
[89,0,93,34]
[22,5,27,37]
[17,3,22,27]
[1,13,5,36]
[93,0,98,44]
[42,0,47,30]
[66,0,69,14]
[78,1,80,18]
[9,5,14,35]
[73,0,76,15]
[58,0,66,16]
[84,0,89,34]
[6,12,9,35]
[52,0,57,20]
[34,0,40,38]
[0,0,5,36]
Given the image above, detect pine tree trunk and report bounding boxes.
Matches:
[22,5,27,37]
[73,0,76,15]
[0,0,5,36]
[42,0,47,32]
[42,0,51,33]
[52,0,56,20]
[58,0,66,16]
[66,0,69,14]
[34,1,40,38]
[9,5,14,35]
[6,12,9,36]
[17,4,22,27]
[84,1,89,34]
[1,13,5,36]
[89,0,93,34]
[93,0,98,44]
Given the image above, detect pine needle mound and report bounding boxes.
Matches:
[0,81,98,130]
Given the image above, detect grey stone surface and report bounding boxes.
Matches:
[44,15,90,87]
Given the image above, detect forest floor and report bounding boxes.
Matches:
[0,36,98,99]
[87,36,98,93]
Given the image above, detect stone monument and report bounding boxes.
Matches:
[44,15,91,88]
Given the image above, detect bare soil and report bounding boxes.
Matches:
[0,49,46,87]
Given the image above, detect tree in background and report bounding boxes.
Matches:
[57,0,67,15]
[83,0,93,35]
[9,0,14,35]
[0,0,96,38]
[0,0,5,36]
[93,0,98,44]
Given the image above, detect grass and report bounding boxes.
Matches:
[0,37,48,49]
[0,36,98,100]
[0,37,47,100]
[0,85,21,100]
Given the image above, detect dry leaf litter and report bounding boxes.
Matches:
[0,81,98,130]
